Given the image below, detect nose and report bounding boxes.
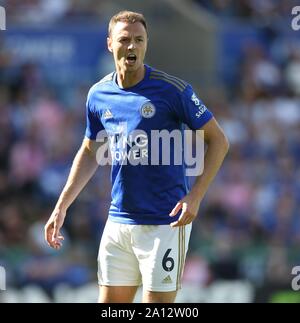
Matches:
[128,41,136,50]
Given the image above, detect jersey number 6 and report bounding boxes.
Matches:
[162,248,175,272]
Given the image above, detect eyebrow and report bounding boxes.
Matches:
[117,35,145,40]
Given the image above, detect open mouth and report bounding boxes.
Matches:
[126,53,137,64]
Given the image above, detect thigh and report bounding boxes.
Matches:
[132,223,192,295]
[142,290,177,303]
[99,286,138,303]
[98,220,142,288]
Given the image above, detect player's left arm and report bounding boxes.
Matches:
[169,117,229,227]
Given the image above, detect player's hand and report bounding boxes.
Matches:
[169,193,200,227]
[44,209,66,250]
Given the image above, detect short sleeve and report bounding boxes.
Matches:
[174,84,213,130]
[84,87,104,140]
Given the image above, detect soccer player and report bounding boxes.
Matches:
[44,10,229,303]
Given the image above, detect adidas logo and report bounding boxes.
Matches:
[162,275,172,284]
[103,109,113,119]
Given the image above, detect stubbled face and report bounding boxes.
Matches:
[107,21,147,73]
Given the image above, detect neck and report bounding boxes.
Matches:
[116,65,145,88]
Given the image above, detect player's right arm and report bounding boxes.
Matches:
[44,137,105,249]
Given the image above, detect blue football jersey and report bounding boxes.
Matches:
[85,65,213,224]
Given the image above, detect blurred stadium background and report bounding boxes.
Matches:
[0,0,300,303]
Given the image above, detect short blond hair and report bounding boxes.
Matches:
[108,10,147,37]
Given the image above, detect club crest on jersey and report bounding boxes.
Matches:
[140,102,156,118]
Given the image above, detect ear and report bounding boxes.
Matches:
[107,37,113,53]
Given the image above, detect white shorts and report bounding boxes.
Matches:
[97,219,192,292]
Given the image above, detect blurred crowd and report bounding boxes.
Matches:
[3,0,105,24]
[0,53,111,294]
[194,0,297,21]
[184,8,300,289]
[0,1,300,299]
